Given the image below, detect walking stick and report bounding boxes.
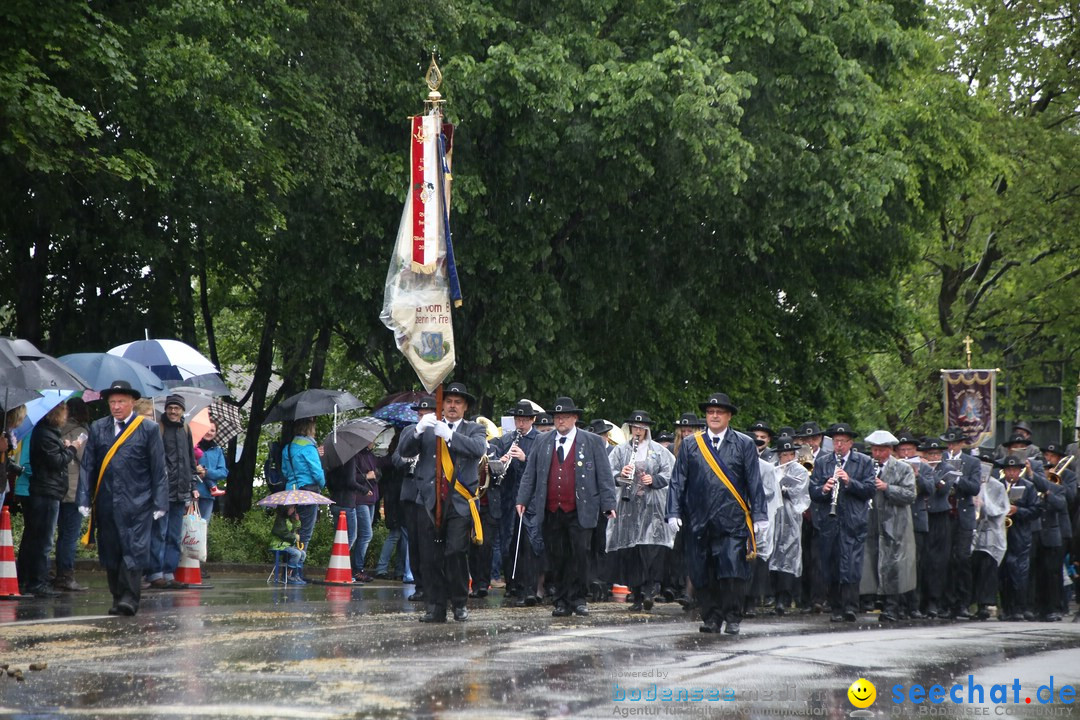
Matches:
[511,509,525,580]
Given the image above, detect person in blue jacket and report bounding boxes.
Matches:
[281,417,325,580]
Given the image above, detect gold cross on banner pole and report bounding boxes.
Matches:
[963,335,973,370]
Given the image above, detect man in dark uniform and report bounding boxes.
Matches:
[516,396,617,617]
[808,423,876,621]
[667,392,767,634]
[77,380,167,616]
[795,420,831,612]
[997,455,1042,620]
[491,400,542,606]
[397,382,487,623]
[396,395,435,603]
[1036,443,1072,621]
[748,420,777,464]
[940,427,983,618]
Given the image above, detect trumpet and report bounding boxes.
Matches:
[828,453,843,517]
[1048,455,1073,485]
[1004,516,1013,529]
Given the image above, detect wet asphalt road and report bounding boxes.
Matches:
[2,573,1079,719]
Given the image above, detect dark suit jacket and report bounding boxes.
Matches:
[516,429,616,530]
[398,418,487,517]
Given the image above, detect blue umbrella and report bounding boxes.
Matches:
[12,389,76,442]
[373,402,418,429]
[59,352,168,397]
[108,338,218,384]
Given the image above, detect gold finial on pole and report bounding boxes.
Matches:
[963,335,973,370]
[424,53,444,109]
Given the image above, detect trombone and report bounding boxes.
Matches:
[1048,455,1073,485]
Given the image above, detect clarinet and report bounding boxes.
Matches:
[621,438,639,502]
[828,453,843,517]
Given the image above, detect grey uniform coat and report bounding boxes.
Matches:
[398,419,487,517]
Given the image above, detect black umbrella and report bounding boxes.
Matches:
[263,389,366,424]
[0,386,43,412]
[321,417,393,469]
[0,338,91,391]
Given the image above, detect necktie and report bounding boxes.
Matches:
[558,436,567,463]
[712,436,720,451]
[115,420,125,437]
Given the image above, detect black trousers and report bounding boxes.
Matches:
[467,503,494,591]
[589,513,612,591]
[503,511,539,599]
[402,501,426,593]
[1035,543,1063,617]
[771,570,797,609]
[912,530,929,612]
[698,577,745,625]
[925,513,951,607]
[622,545,665,597]
[417,502,470,612]
[744,557,771,605]
[828,581,860,614]
[544,509,592,608]
[662,530,687,598]
[106,564,144,612]
[947,520,973,612]
[971,550,999,606]
[805,517,827,607]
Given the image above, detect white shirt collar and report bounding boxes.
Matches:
[709,429,726,446]
[116,412,135,426]
[557,427,577,448]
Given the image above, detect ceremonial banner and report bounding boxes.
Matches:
[942,369,997,447]
[380,109,462,392]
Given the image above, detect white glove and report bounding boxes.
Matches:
[153,510,166,521]
[433,421,453,441]
[667,517,682,531]
[753,520,769,537]
[78,506,90,518]
[414,414,435,435]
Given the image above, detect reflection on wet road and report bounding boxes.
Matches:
[1,575,1078,718]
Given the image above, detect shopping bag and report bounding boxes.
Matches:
[181,504,208,561]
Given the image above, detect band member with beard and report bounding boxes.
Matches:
[769,436,811,615]
[860,430,917,622]
[491,400,542,606]
[516,396,617,617]
[398,382,487,623]
[606,411,676,612]
[808,423,876,622]
[667,392,767,635]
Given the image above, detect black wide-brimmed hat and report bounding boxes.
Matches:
[535,412,553,426]
[655,431,674,443]
[826,422,858,438]
[777,425,796,438]
[626,410,653,426]
[919,437,946,451]
[588,418,614,435]
[795,421,824,438]
[101,379,141,401]
[443,382,476,406]
[1004,433,1031,447]
[997,454,1024,469]
[675,412,699,427]
[508,400,539,417]
[748,420,774,437]
[411,395,437,411]
[1042,442,1066,456]
[1013,420,1033,434]
[698,392,738,415]
[773,435,800,454]
[895,429,920,446]
[940,427,969,444]
[551,396,585,417]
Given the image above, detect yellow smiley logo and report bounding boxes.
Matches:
[848,678,876,708]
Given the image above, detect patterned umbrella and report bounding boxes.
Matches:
[257,489,332,507]
[108,338,218,385]
[209,399,244,444]
[372,402,418,429]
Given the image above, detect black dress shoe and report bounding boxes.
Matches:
[573,604,589,617]
[974,607,991,620]
[879,612,898,622]
[843,611,857,622]
[699,620,721,633]
[408,591,425,602]
[29,586,61,598]
[743,607,756,618]
[452,606,469,621]
[629,601,644,612]
[830,613,844,622]
[774,605,786,616]
[925,606,939,618]
[116,602,136,616]
[419,611,447,623]
[475,588,488,598]
[552,604,572,617]
[954,609,972,620]
[909,610,925,619]
[643,596,655,612]
[661,589,675,602]
[724,621,741,635]
[107,606,119,616]
[524,595,538,607]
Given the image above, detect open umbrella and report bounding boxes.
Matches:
[263,389,366,424]
[59,352,168,398]
[373,390,429,410]
[108,338,219,386]
[322,417,393,469]
[0,387,43,411]
[372,402,418,429]
[178,372,231,396]
[209,399,244,444]
[11,389,75,442]
[153,386,217,421]
[257,489,332,507]
[0,338,91,391]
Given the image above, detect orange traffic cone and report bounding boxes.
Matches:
[315,511,354,585]
[0,507,20,599]
[175,553,213,589]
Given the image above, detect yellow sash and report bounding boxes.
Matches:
[694,432,757,560]
[437,438,484,545]
[81,415,145,547]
